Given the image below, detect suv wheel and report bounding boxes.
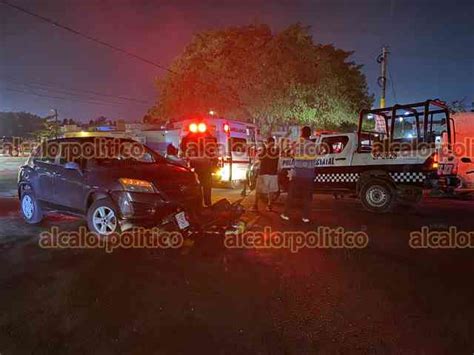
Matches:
[20,191,43,224]
[360,179,395,213]
[87,199,120,236]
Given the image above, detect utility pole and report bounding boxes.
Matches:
[53,109,59,139]
[377,46,389,108]
[48,108,59,139]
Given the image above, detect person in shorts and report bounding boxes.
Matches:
[252,137,279,212]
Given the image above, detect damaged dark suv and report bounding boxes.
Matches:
[18,137,202,235]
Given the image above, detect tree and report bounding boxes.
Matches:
[62,118,77,125]
[0,112,45,137]
[33,120,61,140]
[149,23,373,133]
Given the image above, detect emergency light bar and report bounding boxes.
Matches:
[189,123,198,133]
[198,123,207,133]
[189,122,207,133]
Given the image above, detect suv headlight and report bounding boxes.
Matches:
[119,178,156,193]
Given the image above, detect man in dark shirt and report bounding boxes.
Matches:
[280,126,317,223]
[252,137,279,211]
[181,133,217,207]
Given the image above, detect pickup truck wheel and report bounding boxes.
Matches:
[87,199,120,236]
[360,179,395,213]
[20,191,43,224]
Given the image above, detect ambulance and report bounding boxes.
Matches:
[451,112,474,191]
[173,117,258,186]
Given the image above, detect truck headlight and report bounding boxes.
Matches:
[119,178,156,193]
[212,167,225,180]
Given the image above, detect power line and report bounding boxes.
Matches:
[0,0,245,108]
[0,0,176,75]
[5,84,146,106]
[5,87,118,106]
[4,87,145,107]
[388,67,398,103]
[4,78,153,105]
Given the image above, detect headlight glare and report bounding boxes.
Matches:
[119,178,155,193]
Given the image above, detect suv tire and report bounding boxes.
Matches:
[20,191,43,224]
[87,198,120,236]
[360,179,396,213]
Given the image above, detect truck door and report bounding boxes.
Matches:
[314,135,356,188]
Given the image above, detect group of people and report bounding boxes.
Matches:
[252,126,317,223]
[176,125,318,222]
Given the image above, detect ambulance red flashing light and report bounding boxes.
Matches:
[198,123,206,133]
[189,122,207,133]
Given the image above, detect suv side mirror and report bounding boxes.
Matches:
[64,161,81,171]
[461,157,472,164]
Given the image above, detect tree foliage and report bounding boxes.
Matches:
[0,111,44,137]
[150,23,373,132]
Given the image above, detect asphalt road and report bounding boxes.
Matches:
[0,158,473,353]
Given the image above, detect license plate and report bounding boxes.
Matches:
[439,163,454,175]
[175,211,190,230]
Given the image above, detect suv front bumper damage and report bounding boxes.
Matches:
[111,191,201,229]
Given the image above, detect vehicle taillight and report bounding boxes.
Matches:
[432,152,439,169]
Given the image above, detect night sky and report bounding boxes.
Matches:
[1,0,473,122]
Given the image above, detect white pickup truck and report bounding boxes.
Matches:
[253,100,460,213]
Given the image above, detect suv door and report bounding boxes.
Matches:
[53,142,87,212]
[30,142,59,204]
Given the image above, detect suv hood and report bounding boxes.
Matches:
[118,162,196,186]
[91,162,197,191]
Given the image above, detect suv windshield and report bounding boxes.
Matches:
[50,138,166,168]
[92,141,162,166]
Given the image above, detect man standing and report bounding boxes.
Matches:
[251,137,279,212]
[181,133,217,207]
[280,126,317,223]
